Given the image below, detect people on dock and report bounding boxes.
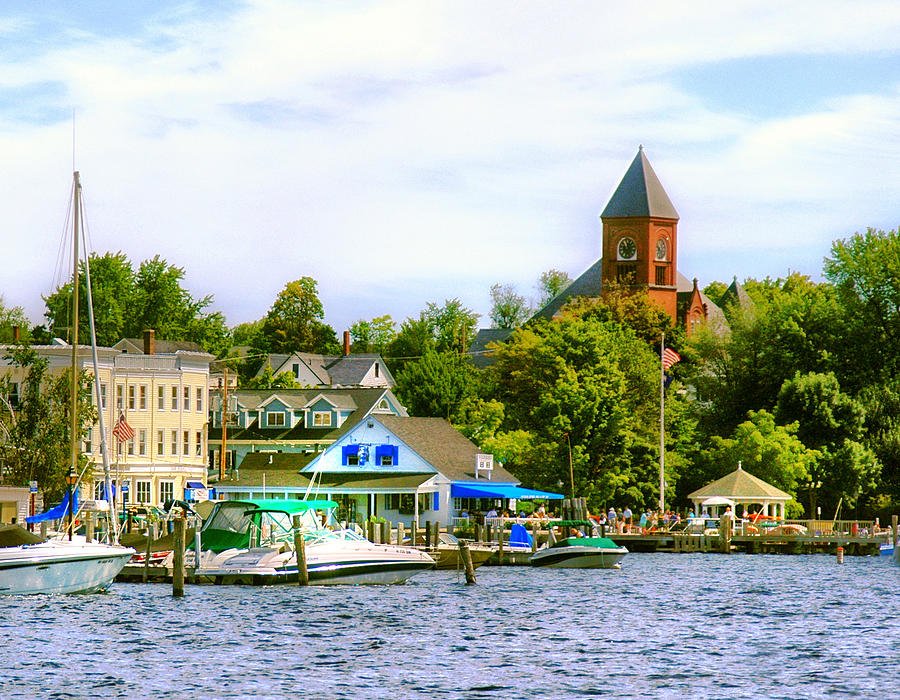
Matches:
[623,506,633,533]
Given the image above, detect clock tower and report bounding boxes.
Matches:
[600,147,679,324]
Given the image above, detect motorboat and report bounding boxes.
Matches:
[529,520,628,569]
[0,525,134,595]
[429,532,494,570]
[194,499,434,585]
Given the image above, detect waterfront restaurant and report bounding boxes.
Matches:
[687,463,792,519]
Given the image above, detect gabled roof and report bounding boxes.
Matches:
[260,351,393,388]
[469,329,515,369]
[688,465,792,502]
[676,273,728,333]
[376,415,518,483]
[718,276,755,311]
[600,147,679,220]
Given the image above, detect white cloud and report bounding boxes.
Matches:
[2,0,900,333]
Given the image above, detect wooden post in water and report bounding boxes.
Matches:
[475,523,483,543]
[292,515,309,586]
[531,520,539,553]
[458,539,476,584]
[381,521,390,546]
[397,522,405,546]
[172,514,185,597]
[892,515,898,549]
[409,521,417,548]
[497,518,505,565]
[85,513,94,543]
[433,521,440,546]
[485,522,492,545]
[142,527,152,582]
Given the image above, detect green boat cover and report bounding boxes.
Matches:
[553,536,621,549]
[200,499,339,553]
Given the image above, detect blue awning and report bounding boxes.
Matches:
[186,481,206,489]
[450,483,564,500]
[26,489,78,524]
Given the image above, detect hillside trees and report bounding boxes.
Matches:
[0,297,31,343]
[489,284,530,329]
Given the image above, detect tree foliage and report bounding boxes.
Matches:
[489,284,530,329]
[0,297,31,344]
[43,252,230,355]
[393,349,478,418]
[536,269,572,307]
[350,315,396,353]
[0,345,96,498]
[261,278,338,354]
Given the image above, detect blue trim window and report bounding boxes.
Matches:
[375,444,399,466]
[342,445,359,466]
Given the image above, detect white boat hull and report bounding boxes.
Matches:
[529,544,628,569]
[0,540,135,595]
[198,538,435,586]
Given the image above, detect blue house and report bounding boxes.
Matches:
[213,413,562,527]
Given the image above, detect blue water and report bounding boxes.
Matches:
[3,553,898,699]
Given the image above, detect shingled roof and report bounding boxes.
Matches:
[688,465,792,502]
[600,147,679,220]
[376,415,518,483]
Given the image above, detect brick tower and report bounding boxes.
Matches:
[600,147,679,324]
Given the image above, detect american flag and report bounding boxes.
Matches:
[662,347,681,370]
[112,413,135,442]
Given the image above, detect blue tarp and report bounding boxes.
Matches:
[185,481,206,489]
[25,489,78,524]
[509,523,533,548]
[450,483,564,500]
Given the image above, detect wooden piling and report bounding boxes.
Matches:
[497,519,505,565]
[397,522,405,546]
[409,521,417,547]
[172,515,185,597]
[531,520,539,553]
[381,521,390,546]
[424,520,432,548]
[892,515,898,549]
[85,513,95,543]
[475,523,483,543]
[458,540,476,584]
[142,527,152,583]
[485,523,492,545]
[292,515,309,586]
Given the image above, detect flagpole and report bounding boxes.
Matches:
[660,332,666,513]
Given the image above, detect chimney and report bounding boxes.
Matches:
[343,330,350,356]
[12,325,19,342]
[143,329,155,355]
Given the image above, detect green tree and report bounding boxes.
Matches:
[824,227,900,389]
[489,313,661,509]
[489,284,530,329]
[686,273,845,436]
[243,364,304,390]
[393,349,478,418]
[262,277,338,354]
[0,297,31,343]
[350,315,396,353]
[385,317,434,375]
[423,298,479,354]
[43,251,230,354]
[691,410,815,500]
[775,372,878,515]
[0,346,97,498]
[536,269,572,307]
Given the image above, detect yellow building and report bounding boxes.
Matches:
[1,331,212,509]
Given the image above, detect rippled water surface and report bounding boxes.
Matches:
[4,554,899,699]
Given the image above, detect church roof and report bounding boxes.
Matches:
[718,276,755,311]
[688,464,792,502]
[600,147,679,220]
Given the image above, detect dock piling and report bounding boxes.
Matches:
[292,515,309,586]
[458,540,476,584]
[172,514,185,597]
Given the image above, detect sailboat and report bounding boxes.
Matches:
[0,171,134,595]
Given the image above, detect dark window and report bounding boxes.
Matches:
[655,265,667,286]
[617,264,637,283]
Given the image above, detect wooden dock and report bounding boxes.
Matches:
[607,532,883,556]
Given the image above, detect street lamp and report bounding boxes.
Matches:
[65,466,78,541]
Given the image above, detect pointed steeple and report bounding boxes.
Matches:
[601,147,679,220]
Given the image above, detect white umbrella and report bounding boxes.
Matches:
[701,496,735,507]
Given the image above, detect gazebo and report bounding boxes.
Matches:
[688,463,792,519]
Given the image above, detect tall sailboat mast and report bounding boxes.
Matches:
[659,332,666,513]
[67,172,82,540]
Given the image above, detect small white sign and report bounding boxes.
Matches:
[475,453,493,479]
[29,481,38,493]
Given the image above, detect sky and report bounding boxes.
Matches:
[2,1,899,336]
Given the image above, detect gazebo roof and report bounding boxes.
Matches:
[688,465,791,502]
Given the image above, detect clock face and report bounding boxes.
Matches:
[617,237,637,260]
[656,238,668,261]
